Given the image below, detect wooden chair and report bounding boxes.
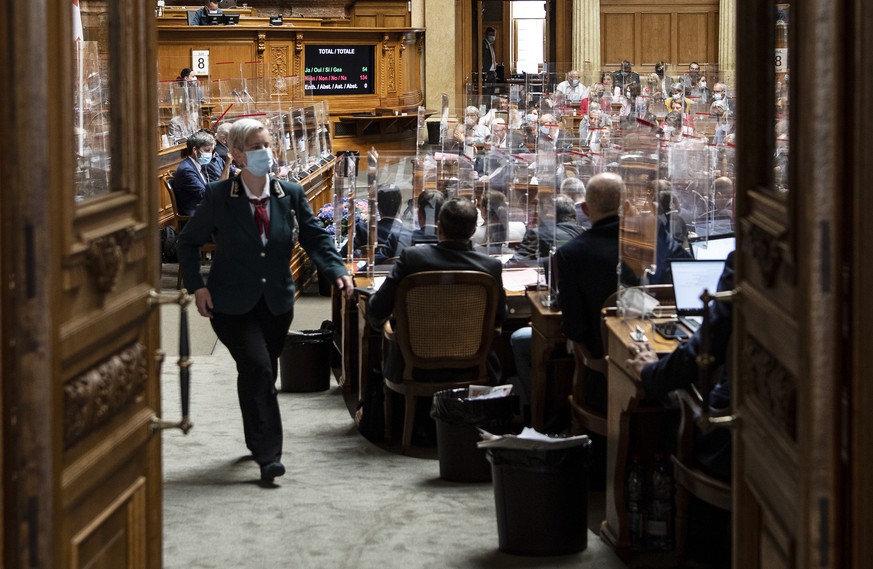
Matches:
[567,339,607,436]
[382,270,502,454]
[567,289,619,437]
[670,388,732,559]
[160,171,215,289]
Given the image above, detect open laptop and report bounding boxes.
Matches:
[670,259,726,332]
[690,233,735,260]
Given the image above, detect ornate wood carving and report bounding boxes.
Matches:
[258,31,267,56]
[86,228,135,293]
[271,45,289,78]
[386,49,396,92]
[63,343,149,449]
[744,222,784,288]
[740,336,797,441]
[382,33,390,55]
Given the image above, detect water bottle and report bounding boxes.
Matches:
[646,453,674,551]
[626,455,645,551]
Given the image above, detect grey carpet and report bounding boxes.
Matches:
[161,287,629,569]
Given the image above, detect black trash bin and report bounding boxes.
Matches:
[487,439,591,555]
[430,388,518,482]
[279,328,333,392]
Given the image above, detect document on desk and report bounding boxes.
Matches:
[477,427,589,450]
[502,268,539,292]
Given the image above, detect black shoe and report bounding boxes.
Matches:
[259,461,286,482]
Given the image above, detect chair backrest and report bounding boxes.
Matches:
[160,170,189,233]
[391,270,501,379]
[671,388,732,511]
[186,11,198,26]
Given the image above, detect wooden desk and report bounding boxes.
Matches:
[600,314,679,551]
[528,290,572,431]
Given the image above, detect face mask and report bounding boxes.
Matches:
[486,35,495,43]
[198,152,212,166]
[525,113,538,123]
[539,125,551,136]
[656,68,664,77]
[569,79,579,87]
[245,148,274,176]
[621,70,628,76]
[713,92,724,101]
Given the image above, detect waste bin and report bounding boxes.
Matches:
[430,388,518,482]
[279,328,333,392]
[487,440,591,555]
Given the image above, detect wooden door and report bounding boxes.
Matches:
[1,1,163,567]
[732,0,863,567]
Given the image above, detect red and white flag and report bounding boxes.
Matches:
[72,0,83,42]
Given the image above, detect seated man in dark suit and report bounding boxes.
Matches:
[342,184,406,258]
[375,189,443,264]
[510,194,582,262]
[611,60,641,98]
[508,173,621,435]
[191,1,222,25]
[367,197,506,383]
[626,251,734,566]
[173,130,230,216]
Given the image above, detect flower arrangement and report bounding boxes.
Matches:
[316,198,370,238]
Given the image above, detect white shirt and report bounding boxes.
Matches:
[556,80,588,103]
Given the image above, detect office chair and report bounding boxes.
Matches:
[381,270,502,454]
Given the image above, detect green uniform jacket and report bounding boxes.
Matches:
[178,175,347,315]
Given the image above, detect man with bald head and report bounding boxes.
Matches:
[554,172,623,482]
[556,69,587,103]
[556,172,623,357]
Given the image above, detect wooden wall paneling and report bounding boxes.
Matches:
[352,1,411,27]
[676,12,709,64]
[602,13,635,67]
[639,13,672,66]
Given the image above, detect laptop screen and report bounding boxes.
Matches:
[670,259,726,314]
[691,235,735,260]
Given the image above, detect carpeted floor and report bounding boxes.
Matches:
[159,270,630,568]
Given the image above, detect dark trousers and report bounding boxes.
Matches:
[210,297,293,465]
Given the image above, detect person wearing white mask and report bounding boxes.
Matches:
[556,69,588,103]
[172,130,230,215]
[177,118,353,485]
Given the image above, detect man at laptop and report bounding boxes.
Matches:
[191,1,222,25]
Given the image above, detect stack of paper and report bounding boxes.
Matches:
[476,427,590,450]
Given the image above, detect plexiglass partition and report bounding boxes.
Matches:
[74,40,111,201]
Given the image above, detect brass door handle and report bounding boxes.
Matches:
[149,289,194,435]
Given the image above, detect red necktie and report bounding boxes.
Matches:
[249,197,270,238]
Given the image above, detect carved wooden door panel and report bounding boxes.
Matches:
[1,1,163,567]
[733,1,849,567]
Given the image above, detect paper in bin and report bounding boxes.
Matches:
[476,427,589,450]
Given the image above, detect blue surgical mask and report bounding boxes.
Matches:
[245,148,274,176]
[539,125,551,136]
[198,152,213,166]
[570,79,579,87]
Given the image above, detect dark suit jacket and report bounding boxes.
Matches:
[173,157,209,216]
[555,215,620,357]
[367,240,506,382]
[611,71,641,97]
[375,226,436,264]
[178,176,347,315]
[191,6,221,25]
[512,221,582,262]
[482,39,495,72]
[342,217,405,257]
[641,252,734,482]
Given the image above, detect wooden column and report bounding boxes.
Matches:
[719,0,736,86]
[574,0,601,86]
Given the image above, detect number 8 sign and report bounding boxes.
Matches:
[191,50,210,76]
